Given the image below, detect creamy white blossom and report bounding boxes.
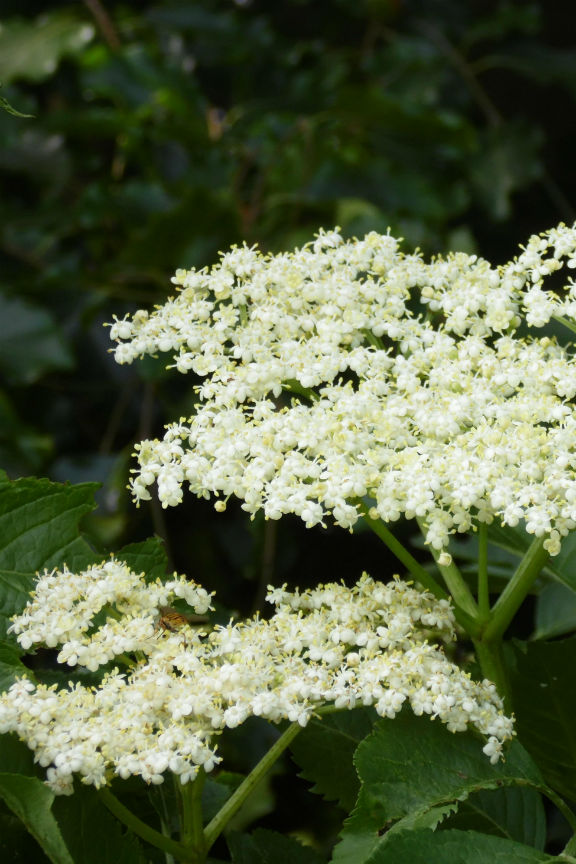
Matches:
[0,562,513,792]
[8,558,213,669]
[108,223,576,554]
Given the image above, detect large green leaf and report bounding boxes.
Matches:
[367,828,550,863]
[442,786,546,850]
[0,13,94,85]
[289,708,377,810]
[333,712,545,864]
[228,828,324,864]
[509,637,576,803]
[0,775,73,864]
[354,714,542,821]
[0,476,98,639]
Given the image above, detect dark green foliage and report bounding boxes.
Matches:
[227,827,324,864]
[289,708,377,811]
[509,637,576,805]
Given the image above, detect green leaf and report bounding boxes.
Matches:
[387,803,458,835]
[442,786,546,849]
[115,538,170,584]
[0,95,33,118]
[0,732,37,777]
[488,523,576,596]
[534,581,576,639]
[333,712,544,864]
[52,785,142,864]
[355,714,542,822]
[0,775,73,864]
[0,475,98,572]
[0,13,94,84]
[0,476,98,639]
[202,776,235,823]
[289,708,377,810]
[367,828,550,863]
[541,532,576,592]
[509,636,576,803]
[487,523,532,560]
[0,293,73,385]
[0,641,31,691]
[228,828,324,864]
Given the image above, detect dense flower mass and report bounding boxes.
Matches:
[108,223,576,554]
[1,562,513,793]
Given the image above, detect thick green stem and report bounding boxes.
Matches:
[204,722,301,852]
[179,770,206,858]
[99,787,191,861]
[472,638,511,709]
[483,537,549,641]
[477,522,490,621]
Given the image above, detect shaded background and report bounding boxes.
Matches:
[2,0,576,854]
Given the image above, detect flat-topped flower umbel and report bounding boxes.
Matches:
[1,563,512,794]
[110,224,576,556]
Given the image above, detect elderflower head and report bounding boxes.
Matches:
[8,557,213,670]
[108,223,576,556]
[0,561,513,794]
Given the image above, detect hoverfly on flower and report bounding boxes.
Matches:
[154,606,209,640]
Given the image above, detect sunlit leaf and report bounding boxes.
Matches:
[0,476,98,639]
[0,13,94,84]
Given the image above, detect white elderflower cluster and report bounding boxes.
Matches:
[0,564,513,794]
[8,558,213,670]
[107,224,576,555]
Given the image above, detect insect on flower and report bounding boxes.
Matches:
[154,606,209,641]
